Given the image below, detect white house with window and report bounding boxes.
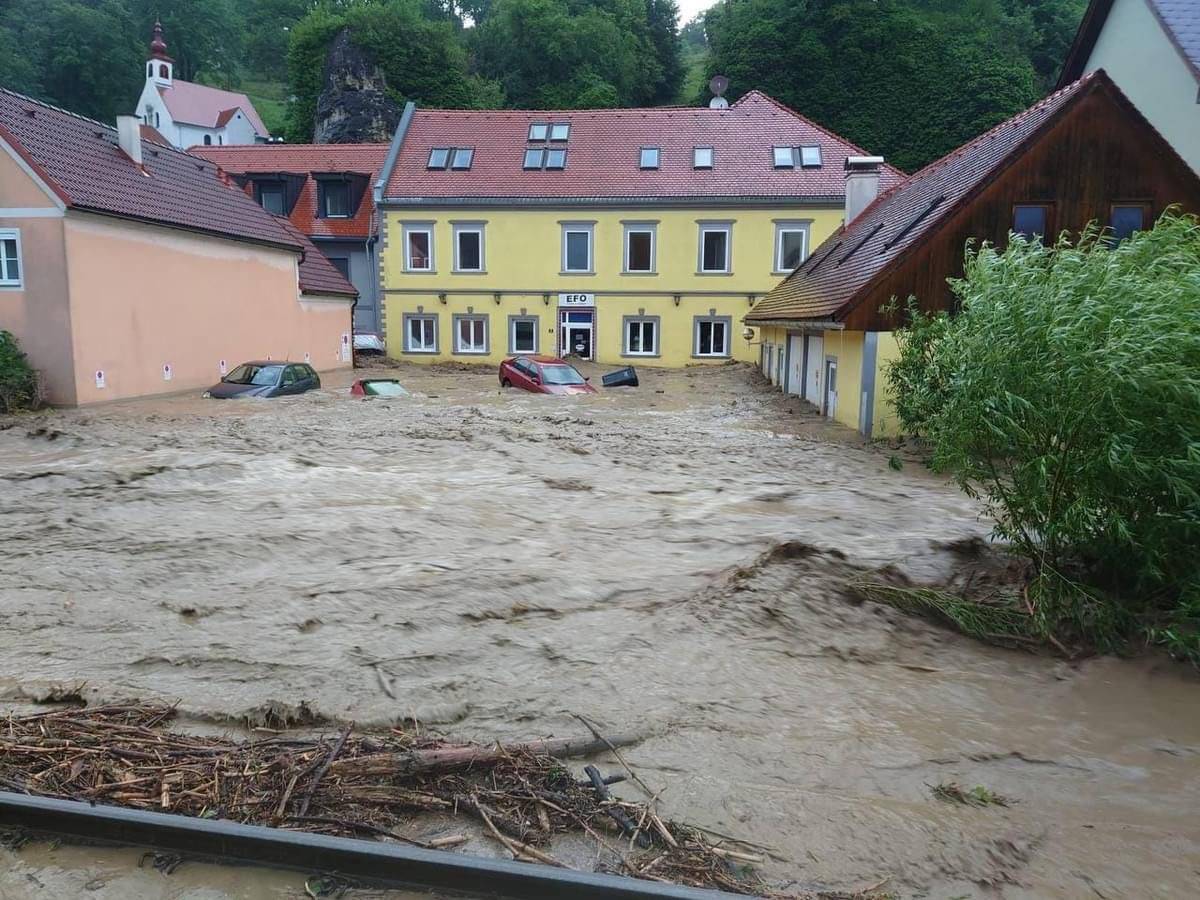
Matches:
[134,21,269,150]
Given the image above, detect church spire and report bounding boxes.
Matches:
[149,20,171,61]
[147,20,174,86]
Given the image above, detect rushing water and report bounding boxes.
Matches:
[1,363,1197,898]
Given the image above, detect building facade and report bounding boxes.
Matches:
[1059,0,1200,173]
[374,93,898,366]
[193,143,389,334]
[747,71,1200,436]
[135,21,269,150]
[0,89,354,406]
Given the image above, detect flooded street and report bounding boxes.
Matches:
[1,363,1198,898]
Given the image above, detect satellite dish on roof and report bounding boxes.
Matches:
[708,75,730,109]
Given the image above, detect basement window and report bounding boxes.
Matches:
[450,148,474,170]
[799,145,822,167]
[639,147,660,169]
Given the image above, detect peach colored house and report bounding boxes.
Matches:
[0,87,355,406]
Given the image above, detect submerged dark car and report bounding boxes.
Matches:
[203,362,321,399]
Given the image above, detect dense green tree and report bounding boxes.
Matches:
[242,0,315,81]
[472,0,680,108]
[701,0,1073,171]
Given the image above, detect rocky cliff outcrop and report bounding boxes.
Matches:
[314,28,401,144]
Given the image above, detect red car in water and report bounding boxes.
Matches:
[499,356,597,395]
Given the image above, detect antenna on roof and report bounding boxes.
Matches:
[708,75,730,109]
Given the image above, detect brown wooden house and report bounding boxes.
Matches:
[745,70,1200,437]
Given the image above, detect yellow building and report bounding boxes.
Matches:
[373,93,895,367]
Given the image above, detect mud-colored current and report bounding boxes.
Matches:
[1,363,1197,899]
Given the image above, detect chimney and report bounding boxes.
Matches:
[844,156,884,225]
[116,115,143,166]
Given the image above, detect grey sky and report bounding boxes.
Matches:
[678,0,716,25]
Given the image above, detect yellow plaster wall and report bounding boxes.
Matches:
[871,331,903,438]
[381,205,843,366]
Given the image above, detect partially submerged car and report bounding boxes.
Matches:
[203,362,321,399]
[350,378,409,398]
[353,332,386,355]
[499,356,597,395]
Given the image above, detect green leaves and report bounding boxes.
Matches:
[886,213,1200,656]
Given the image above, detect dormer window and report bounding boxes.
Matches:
[528,123,549,141]
[451,148,474,170]
[320,181,350,218]
[428,148,450,169]
[773,147,795,168]
[799,145,822,167]
[639,147,660,169]
[257,182,286,215]
[549,123,570,141]
[693,147,713,169]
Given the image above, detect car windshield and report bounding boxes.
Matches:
[225,364,283,386]
[540,365,585,385]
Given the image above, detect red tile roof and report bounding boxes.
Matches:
[382,91,901,202]
[192,143,389,239]
[747,73,1109,324]
[139,123,171,146]
[275,218,357,297]
[1060,0,1200,86]
[0,87,300,253]
[158,80,268,136]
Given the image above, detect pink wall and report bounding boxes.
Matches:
[0,145,77,404]
[62,214,352,404]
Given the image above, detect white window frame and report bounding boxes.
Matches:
[404,314,438,353]
[693,146,714,169]
[773,146,795,168]
[0,229,22,288]
[622,222,657,274]
[623,317,659,357]
[560,222,595,274]
[773,220,811,273]
[694,316,731,358]
[528,123,549,141]
[453,314,489,355]
[452,222,485,273]
[799,145,822,167]
[509,316,539,354]
[697,222,733,274]
[549,123,570,142]
[639,147,660,169]
[403,223,435,272]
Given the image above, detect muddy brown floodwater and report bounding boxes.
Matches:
[1,362,1198,899]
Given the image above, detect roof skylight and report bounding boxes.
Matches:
[545,149,567,170]
[693,147,713,169]
[639,147,660,169]
[528,123,548,142]
[549,123,570,141]
[427,148,450,169]
[773,147,795,169]
[450,147,474,170]
[523,148,545,169]
[799,145,822,167]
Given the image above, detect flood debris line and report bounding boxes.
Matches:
[0,704,888,898]
[929,782,1014,808]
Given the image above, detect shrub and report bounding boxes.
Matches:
[885,213,1200,660]
[0,329,40,413]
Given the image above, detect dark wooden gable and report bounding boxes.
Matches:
[842,80,1200,332]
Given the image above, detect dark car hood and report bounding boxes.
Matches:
[206,381,272,399]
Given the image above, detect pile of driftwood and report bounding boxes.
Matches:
[0,704,804,895]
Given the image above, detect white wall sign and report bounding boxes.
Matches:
[162,363,172,382]
[559,293,595,307]
[304,351,311,363]
[340,333,351,362]
[219,359,228,375]
[94,370,105,389]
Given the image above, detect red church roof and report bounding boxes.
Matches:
[382,91,901,203]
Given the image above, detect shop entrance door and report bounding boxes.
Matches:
[560,310,594,360]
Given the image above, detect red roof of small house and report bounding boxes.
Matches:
[382,91,901,203]
[192,143,390,239]
[158,80,268,137]
[0,87,300,253]
[275,218,358,298]
[747,72,1134,325]
[139,123,171,146]
[1059,0,1200,87]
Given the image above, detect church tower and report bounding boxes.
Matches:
[147,20,173,87]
